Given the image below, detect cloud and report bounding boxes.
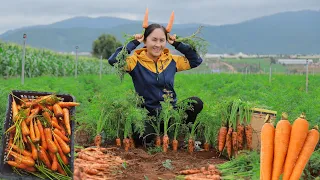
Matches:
[0,0,319,33]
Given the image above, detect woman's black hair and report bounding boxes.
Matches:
[143,23,168,41]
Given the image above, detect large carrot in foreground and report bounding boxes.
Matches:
[218,126,227,152]
[282,113,309,180]
[272,112,291,180]
[260,114,275,180]
[289,125,319,180]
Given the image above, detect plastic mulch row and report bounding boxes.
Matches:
[0,90,76,180]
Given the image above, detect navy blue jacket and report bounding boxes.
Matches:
[108,40,203,113]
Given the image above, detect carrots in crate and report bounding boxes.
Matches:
[4,93,79,179]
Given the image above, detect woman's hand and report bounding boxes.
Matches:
[167,34,176,45]
[134,34,144,43]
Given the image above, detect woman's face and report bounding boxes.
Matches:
[144,28,167,60]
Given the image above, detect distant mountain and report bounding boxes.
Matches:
[1,10,319,54]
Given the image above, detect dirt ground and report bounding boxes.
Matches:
[110,146,228,180]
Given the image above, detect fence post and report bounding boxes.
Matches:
[21,33,27,85]
[100,55,103,80]
[306,59,309,93]
[75,46,78,78]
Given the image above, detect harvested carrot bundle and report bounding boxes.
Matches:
[282,113,309,180]
[260,114,275,180]
[271,112,291,180]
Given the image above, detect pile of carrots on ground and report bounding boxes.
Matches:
[179,164,221,180]
[73,147,125,180]
[4,93,79,179]
[260,113,319,180]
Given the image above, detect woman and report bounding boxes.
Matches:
[108,23,204,145]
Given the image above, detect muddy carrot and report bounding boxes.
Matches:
[289,125,319,180]
[63,108,71,135]
[155,136,161,147]
[218,126,227,152]
[142,8,149,28]
[116,137,121,147]
[232,132,238,155]
[123,138,130,151]
[188,138,194,153]
[166,11,175,33]
[260,114,275,180]
[283,113,309,180]
[237,124,245,150]
[272,112,291,180]
[162,134,169,153]
[204,142,210,151]
[245,124,253,150]
[226,127,233,158]
[172,139,178,152]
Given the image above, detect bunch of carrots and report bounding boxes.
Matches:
[4,93,80,179]
[260,112,319,180]
[217,99,254,159]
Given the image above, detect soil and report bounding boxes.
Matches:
[110,146,228,180]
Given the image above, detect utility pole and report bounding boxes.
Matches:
[75,46,79,78]
[306,59,309,93]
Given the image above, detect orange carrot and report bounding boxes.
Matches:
[94,135,102,148]
[282,113,309,180]
[44,128,58,154]
[272,112,291,180]
[53,103,63,119]
[245,124,253,150]
[28,138,38,160]
[53,128,69,143]
[9,143,32,157]
[57,102,80,108]
[51,120,62,130]
[50,152,58,171]
[7,161,36,172]
[52,116,58,124]
[162,134,169,152]
[123,138,130,151]
[37,119,47,150]
[47,105,53,111]
[289,125,319,180]
[38,146,51,169]
[116,137,121,147]
[204,142,210,151]
[188,138,194,153]
[232,132,238,155]
[260,114,275,180]
[53,132,70,154]
[33,119,40,143]
[21,120,30,136]
[218,126,227,152]
[12,98,19,122]
[166,11,174,33]
[29,119,36,143]
[237,124,245,150]
[63,108,71,135]
[226,127,233,158]
[7,150,35,167]
[57,163,66,175]
[172,139,178,152]
[53,137,69,165]
[142,8,149,28]
[25,107,40,124]
[155,136,161,147]
[42,111,52,125]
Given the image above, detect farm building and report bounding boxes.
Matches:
[277,59,313,65]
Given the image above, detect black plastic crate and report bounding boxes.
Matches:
[0,90,76,180]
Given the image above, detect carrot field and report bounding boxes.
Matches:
[0,41,319,179]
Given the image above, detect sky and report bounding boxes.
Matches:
[0,0,319,34]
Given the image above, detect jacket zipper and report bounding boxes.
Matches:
[155,62,159,81]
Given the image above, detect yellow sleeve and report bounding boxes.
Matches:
[172,55,191,72]
[125,56,138,72]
